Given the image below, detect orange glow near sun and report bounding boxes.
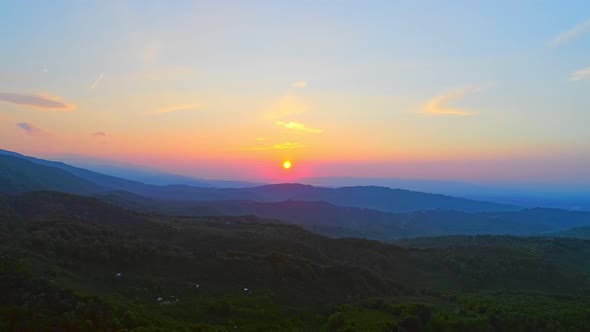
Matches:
[283,160,292,169]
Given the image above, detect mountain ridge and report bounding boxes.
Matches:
[0,149,519,213]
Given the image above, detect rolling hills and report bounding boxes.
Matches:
[4,150,590,242]
[2,150,590,330]
[3,191,590,330]
[98,192,590,240]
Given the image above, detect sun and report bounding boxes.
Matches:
[282,160,292,169]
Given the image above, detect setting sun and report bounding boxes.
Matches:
[283,160,292,169]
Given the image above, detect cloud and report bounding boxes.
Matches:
[276,121,322,133]
[154,104,202,114]
[0,92,76,110]
[256,137,265,141]
[242,142,306,151]
[570,67,590,81]
[549,19,590,47]
[292,81,308,88]
[424,86,484,116]
[17,122,48,136]
[90,73,104,89]
[91,132,108,137]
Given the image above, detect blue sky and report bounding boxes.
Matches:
[0,1,589,187]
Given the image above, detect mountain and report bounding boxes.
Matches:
[3,150,262,188]
[52,156,264,188]
[0,149,164,193]
[129,183,518,213]
[242,184,519,213]
[0,155,102,194]
[301,176,590,211]
[98,192,590,240]
[300,176,488,196]
[0,149,519,213]
[3,191,590,330]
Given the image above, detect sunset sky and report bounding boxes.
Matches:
[1,1,589,187]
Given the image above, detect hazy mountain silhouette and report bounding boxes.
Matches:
[0,155,101,194]
[51,155,263,188]
[244,183,519,213]
[98,192,590,240]
[0,149,518,213]
[0,149,165,193]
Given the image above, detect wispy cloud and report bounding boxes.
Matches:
[549,19,590,47]
[17,122,48,136]
[570,67,590,81]
[256,137,265,141]
[276,121,322,133]
[242,142,306,151]
[91,132,108,137]
[154,104,202,114]
[90,73,104,89]
[424,86,484,116]
[0,92,76,110]
[292,81,307,88]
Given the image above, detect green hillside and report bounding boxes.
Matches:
[3,191,590,331]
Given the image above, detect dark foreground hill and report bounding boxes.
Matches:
[3,191,590,331]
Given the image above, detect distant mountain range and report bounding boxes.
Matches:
[4,148,590,240]
[98,192,590,241]
[0,149,517,213]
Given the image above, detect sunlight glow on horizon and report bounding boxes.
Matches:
[0,1,589,187]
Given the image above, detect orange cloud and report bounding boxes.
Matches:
[242,142,306,151]
[276,121,322,133]
[0,92,76,110]
[424,86,483,116]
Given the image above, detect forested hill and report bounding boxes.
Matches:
[3,191,590,330]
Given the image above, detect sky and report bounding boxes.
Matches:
[0,1,589,188]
